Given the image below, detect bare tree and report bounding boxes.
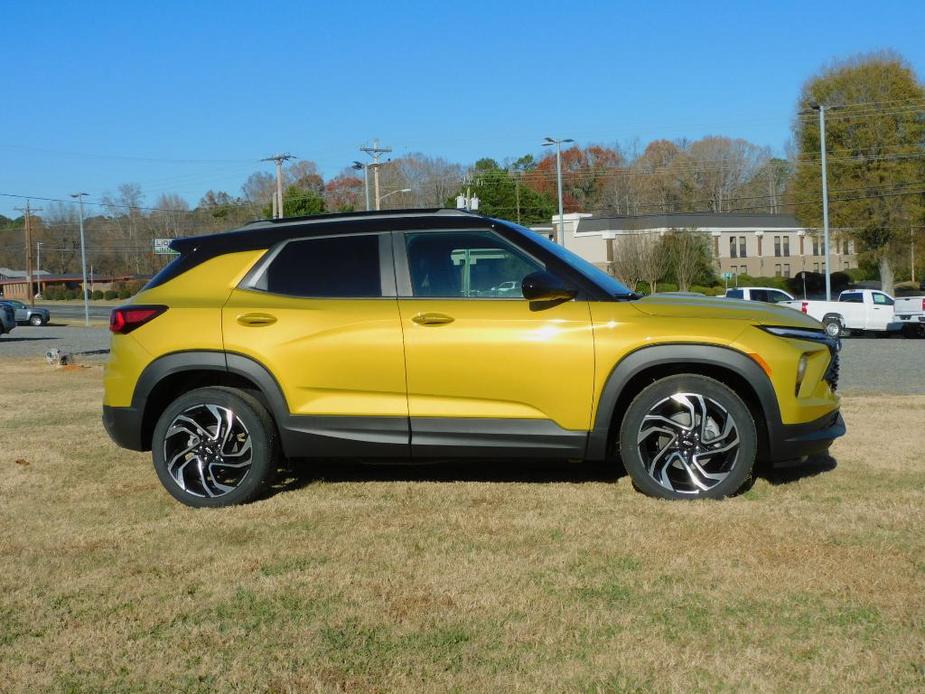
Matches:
[609,233,647,291]
[665,228,712,291]
[639,233,669,293]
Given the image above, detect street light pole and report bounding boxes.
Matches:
[377,188,411,208]
[542,136,573,248]
[71,193,90,326]
[807,103,833,301]
[36,242,43,296]
[352,161,370,211]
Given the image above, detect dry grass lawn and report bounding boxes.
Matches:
[1,359,923,692]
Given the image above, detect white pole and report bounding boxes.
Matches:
[72,193,90,326]
[819,106,832,301]
[556,141,565,248]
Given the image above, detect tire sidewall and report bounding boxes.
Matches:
[151,387,276,508]
[823,318,842,338]
[619,374,757,500]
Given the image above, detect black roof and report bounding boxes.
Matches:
[170,208,484,255]
[578,212,804,232]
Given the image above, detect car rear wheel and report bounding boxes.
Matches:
[619,375,757,500]
[151,387,278,508]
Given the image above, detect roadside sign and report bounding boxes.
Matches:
[722,271,734,280]
[153,238,179,256]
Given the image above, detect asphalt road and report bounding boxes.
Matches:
[1,325,112,360]
[37,303,114,321]
[2,325,923,395]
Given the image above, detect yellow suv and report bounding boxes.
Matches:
[103,209,844,506]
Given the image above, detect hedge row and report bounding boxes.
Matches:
[41,287,133,301]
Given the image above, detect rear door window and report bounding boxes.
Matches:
[254,233,385,297]
[726,289,744,299]
[840,293,863,303]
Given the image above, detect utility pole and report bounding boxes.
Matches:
[360,140,392,211]
[13,201,42,304]
[261,154,295,219]
[71,193,90,326]
[542,136,573,248]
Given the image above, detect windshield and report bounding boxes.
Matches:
[505,222,634,297]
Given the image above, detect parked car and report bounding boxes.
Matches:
[0,299,50,326]
[103,208,844,507]
[893,294,925,337]
[781,289,900,337]
[725,287,795,304]
[0,302,15,335]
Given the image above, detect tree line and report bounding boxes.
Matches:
[1,52,922,292]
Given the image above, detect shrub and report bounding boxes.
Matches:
[91,290,104,300]
[654,282,679,293]
[117,289,131,299]
[104,290,118,301]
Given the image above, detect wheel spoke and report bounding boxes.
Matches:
[637,392,741,495]
[162,402,252,499]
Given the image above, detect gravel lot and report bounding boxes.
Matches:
[2,325,923,394]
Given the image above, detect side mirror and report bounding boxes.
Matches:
[521,271,577,302]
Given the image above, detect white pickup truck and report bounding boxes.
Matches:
[781,289,900,338]
[894,294,925,337]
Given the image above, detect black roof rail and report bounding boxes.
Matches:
[242,207,478,228]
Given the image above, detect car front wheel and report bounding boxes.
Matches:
[151,387,278,507]
[29,314,44,326]
[619,375,757,500]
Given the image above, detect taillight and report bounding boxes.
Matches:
[801,301,808,314]
[109,305,167,334]
[921,298,925,312]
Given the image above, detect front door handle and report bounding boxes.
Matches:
[237,312,277,327]
[411,312,454,325]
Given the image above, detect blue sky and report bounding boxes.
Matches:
[1,0,923,217]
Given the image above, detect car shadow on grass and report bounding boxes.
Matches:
[275,457,625,490]
[271,453,838,495]
[758,453,838,485]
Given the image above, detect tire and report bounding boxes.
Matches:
[822,317,843,338]
[151,386,279,508]
[618,374,757,500]
[29,314,44,326]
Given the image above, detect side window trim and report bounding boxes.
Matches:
[393,228,546,300]
[240,231,394,298]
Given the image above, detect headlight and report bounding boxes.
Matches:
[760,326,828,342]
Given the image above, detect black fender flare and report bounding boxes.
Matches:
[585,343,781,460]
[132,350,290,424]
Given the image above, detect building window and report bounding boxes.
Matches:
[783,236,790,257]
[774,264,782,277]
[739,236,746,258]
[729,237,737,258]
[844,260,851,269]
[783,263,791,278]
[812,237,820,255]
[813,262,820,272]
[843,240,850,255]
[774,236,781,257]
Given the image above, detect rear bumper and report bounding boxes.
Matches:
[102,405,147,451]
[763,410,845,464]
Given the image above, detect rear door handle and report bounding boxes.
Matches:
[411,312,454,325]
[237,312,277,327]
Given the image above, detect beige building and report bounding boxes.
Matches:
[537,213,857,278]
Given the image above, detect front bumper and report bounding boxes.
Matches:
[102,405,147,451]
[763,410,846,464]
